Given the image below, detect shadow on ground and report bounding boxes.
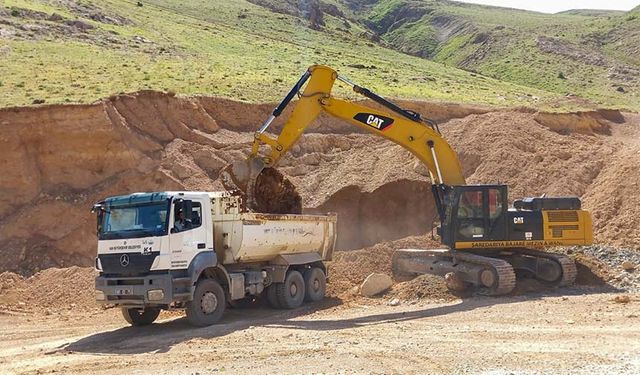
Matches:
[63,283,617,356]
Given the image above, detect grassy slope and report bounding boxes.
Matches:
[0,0,578,109]
[358,0,640,111]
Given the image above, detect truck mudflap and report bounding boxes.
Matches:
[95,273,192,307]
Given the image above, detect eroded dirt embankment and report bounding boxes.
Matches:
[0,90,639,275]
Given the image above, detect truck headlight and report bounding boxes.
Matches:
[147,289,165,301]
[95,290,106,301]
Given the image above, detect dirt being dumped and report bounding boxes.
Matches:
[251,167,302,214]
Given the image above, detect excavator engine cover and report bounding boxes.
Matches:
[513,197,581,211]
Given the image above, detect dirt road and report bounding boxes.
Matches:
[2,289,638,374]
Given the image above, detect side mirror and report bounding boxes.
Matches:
[92,203,105,237]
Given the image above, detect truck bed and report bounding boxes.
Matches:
[214,210,337,264]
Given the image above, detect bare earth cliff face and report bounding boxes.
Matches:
[0,91,638,274]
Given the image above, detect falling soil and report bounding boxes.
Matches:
[251,167,302,214]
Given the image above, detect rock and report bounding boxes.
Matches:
[444,272,466,291]
[388,298,400,306]
[47,13,64,22]
[360,273,393,297]
[622,261,635,271]
[64,20,95,31]
[614,295,631,304]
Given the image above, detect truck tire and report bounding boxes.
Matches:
[186,278,226,326]
[304,267,326,302]
[121,307,160,326]
[266,284,281,309]
[276,270,305,309]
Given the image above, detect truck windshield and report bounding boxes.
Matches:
[100,202,169,240]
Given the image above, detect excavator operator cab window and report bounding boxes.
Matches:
[453,185,508,243]
[457,191,485,239]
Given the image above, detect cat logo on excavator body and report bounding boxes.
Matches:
[353,112,394,131]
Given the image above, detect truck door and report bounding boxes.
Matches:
[169,199,208,269]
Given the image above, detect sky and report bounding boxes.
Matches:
[451,0,638,13]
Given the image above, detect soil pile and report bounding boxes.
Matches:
[327,236,442,300]
[388,274,456,301]
[0,266,97,313]
[443,111,617,199]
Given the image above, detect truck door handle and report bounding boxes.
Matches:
[197,243,206,249]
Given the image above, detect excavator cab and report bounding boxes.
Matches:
[439,185,509,249]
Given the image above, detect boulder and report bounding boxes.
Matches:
[360,273,393,297]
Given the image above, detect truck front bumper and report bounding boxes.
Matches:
[95,273,190,307]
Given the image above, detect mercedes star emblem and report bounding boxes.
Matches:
[120,254,130,267]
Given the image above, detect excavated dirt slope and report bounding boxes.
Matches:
[1,91,639,279]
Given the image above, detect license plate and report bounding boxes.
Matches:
[115,287,133,296]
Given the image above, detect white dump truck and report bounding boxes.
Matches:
[92,191,336,326]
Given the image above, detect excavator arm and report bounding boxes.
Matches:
[250,65,465,187]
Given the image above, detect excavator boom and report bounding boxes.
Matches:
[250,65,464,186]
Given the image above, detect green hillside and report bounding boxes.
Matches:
[349,0,639,110]
[0,0,637,111]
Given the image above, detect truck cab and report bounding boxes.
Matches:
[93,191,336,327]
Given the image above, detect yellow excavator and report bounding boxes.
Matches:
[222,65,593,295]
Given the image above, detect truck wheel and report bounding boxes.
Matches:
[304,267,326,302]
[121,307,160,326]
[276,270,305,309]
[266,284,281,309]
[186,278,225,327]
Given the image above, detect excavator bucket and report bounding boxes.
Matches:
[220,159,302,214]
[220,157,265,197]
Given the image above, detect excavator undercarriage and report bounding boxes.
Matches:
[392,248,576,295]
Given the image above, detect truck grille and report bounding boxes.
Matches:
[99,252,159,276]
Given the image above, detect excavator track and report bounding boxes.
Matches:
[392,249,516,296]
[508,248,577,287]
[454,252,517,296]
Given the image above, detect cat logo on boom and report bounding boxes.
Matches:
[353,112,394,131]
